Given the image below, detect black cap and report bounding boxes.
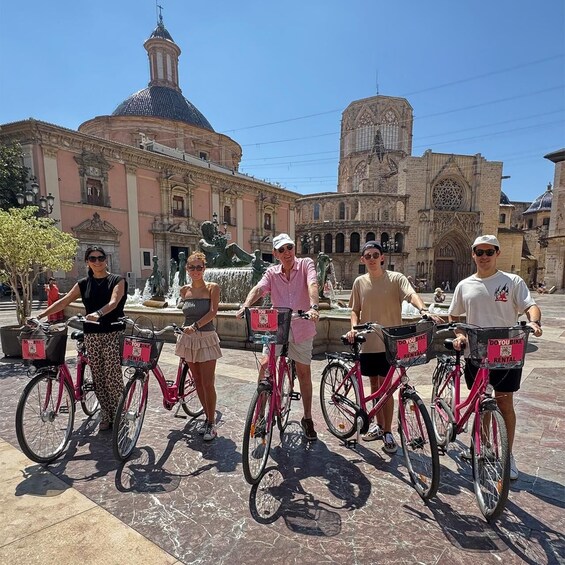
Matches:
[361,241,384,255]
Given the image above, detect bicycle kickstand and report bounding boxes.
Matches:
[174,402,187,419]
[343,416,363,450]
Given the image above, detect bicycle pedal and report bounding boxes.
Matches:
[290,392,301,401]
[59,405,69,414]
[257,379,272,392]
[344,438,357,449]
[82,383,95,392]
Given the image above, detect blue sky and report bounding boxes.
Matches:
[1,1,563,202]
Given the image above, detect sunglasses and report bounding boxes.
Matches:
[277,244,294,253]
[187,265,204,271]
[87,255,106,262]
[363,252,381,260]
[474,249,496,257]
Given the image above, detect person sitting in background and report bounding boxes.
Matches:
[434,287,445,303]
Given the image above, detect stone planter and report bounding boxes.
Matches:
[0,324,24,358]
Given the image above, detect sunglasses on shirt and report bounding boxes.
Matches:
[474,249,496,257]
[187,265,204,271]
[277,244,294,253]
[87,255,106,262]
[363,252,381,260]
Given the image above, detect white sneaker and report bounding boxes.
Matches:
[203,423,217,441]
[362,423,384,442]
[509,454,519,480]
[198,419,209,435]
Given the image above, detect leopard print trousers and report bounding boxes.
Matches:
[84,331,124,424]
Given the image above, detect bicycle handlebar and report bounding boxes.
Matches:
[118,317,181,337]
[435,320,532,334]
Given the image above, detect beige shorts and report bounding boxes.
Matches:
[263,336,313,366]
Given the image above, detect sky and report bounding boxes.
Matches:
[0,0,563,203]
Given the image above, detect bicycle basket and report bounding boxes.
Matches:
[466,326,529,369]
[19,325,68,367]
[381,321,435,367]
[245,307,292,345]
[120,317,164,369]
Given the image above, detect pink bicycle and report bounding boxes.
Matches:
[320,320,440,501]
[112,318,203,461]
[15,316,100,464]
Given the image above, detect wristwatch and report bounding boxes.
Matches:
[310,304,319,311]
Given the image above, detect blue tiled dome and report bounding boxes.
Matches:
[524,184,553,214]
[500,191,511,205]
[112,86,214,131]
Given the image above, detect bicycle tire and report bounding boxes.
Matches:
[15,370,75,464]
[320,361,360,440]
[242,388,274,484]
[472,407,510,522]
[178,364,204,418]
[431,361,455,448]
[80,363,100,416]
[398,389,440,501]
[112,374,148,461]
[277,359,295,432]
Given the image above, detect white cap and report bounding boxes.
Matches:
[273,233,295,249]
[472,235,500,249]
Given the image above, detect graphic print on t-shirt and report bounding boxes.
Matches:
[494,284,509,302]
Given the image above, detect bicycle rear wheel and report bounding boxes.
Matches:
[242,388,273,484]
[15,370,75,464]
[398,389,440,501]
[277,359,295,432]
[178,364,204,418]
[320,361,359,439]
[113,374,148,461]
[472,407,510,522]
[431,361,455,448]
[80,364,100,416]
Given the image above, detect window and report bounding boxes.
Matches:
[264,213,271,230]
[432,179,464,211]
[528,219,533,229]
[142,251,152,267]
[380,110,399,150]
[543,217,550,226]
[358,264,366,274]
[324,233,333,253]
[499,213,506,224]
[172,195,184,217]
[350,232,360,254]
[199,151,208,160]
[336,233,345,253]
[86,179,103,206]
[313,234,321,254]
[366,232,375,242]
[339,202,346,220]
[313,203,320,220]
[224,205,232,225]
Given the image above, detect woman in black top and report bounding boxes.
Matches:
[37,245,127,431]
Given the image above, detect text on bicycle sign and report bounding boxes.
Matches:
[250,309,278,332]
[396,333,428,360]
[122,337,152,364]
[487,337,524,364]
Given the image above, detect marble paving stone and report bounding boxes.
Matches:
[0,506,178,565]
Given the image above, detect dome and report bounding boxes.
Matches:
[523,184,553,215]
[500,191,511,205]
[112,86,214,131]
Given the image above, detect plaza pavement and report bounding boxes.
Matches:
[0,293,563,564]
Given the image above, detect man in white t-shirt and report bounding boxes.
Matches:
[448,235,542,480]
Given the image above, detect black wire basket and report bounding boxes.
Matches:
[245,307,293,345]
[19,325,68,367]
[466,326,529,369]
[381,321,435,367]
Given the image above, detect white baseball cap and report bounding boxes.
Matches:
[472,235,500,249]
[273,233,295,250]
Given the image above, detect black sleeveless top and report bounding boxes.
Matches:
[78,274,128,334]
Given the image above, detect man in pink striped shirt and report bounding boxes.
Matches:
[238,233,320,440]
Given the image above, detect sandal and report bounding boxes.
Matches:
[382,432,398,454]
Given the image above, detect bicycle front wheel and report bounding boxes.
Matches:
[431,361,455,448]
[398,390,440,501]
[15,370,75,464]
[80,364,100,416]
[242,388,273,484]
[320,361,359,439]
[277,359,295,432]
[472,407,510,522]
[112,374,148,461]
[178,364,204,418]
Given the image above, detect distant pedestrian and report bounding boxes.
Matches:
[46,278,64,323]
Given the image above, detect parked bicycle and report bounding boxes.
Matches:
[431,322,532,521]
[241,307,309,485]
[15,316,100,464]
[112,318,203,461]
[320,319,440,501]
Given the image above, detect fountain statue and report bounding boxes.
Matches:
[251,249,268,286]
[144,256,168,307]
[198,220,254,267]
[169,258,178,287]
[316,251,332,300]
[177,251,187,286]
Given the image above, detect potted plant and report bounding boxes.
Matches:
[0,207,77,356]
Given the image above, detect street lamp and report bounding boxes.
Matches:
[16,177,55,216]
[212,212,228,234]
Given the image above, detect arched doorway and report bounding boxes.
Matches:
[434,232,471,288]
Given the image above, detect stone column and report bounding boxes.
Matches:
[126,164,141,276]
[42,146,62,223]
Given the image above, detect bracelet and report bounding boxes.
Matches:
[419,308,429,314]
[96,309,104,317]
[531,320,541,327]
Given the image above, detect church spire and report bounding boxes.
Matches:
[144,8,182,92]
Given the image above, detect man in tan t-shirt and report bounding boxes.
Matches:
[348,241,432,453]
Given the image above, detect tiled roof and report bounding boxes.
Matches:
[112,86,214,131]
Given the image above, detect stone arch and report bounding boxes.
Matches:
[433,230,472,287]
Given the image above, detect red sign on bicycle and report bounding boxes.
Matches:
[487,338,524,365]
[122,337,152,364]
[249,309,278,332]
[21,338,47,360]
[396,333,428,361]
